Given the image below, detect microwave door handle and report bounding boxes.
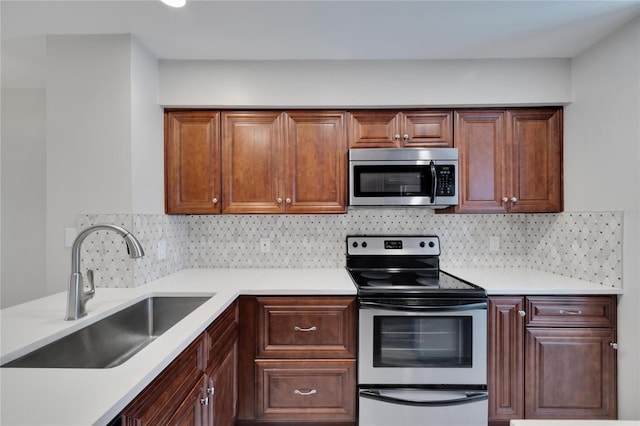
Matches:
[430,161,437,204]
[359,389,489,407]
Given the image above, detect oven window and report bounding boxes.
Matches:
[354,165,431,197]
[373,316,473,368]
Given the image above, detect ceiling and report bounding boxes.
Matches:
[1,0,639,60]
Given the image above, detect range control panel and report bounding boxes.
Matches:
[346,235,440,256]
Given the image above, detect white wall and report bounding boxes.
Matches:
[1,36,47,308]
[131,37,164,214]
[45,35,133,296]
[565,16,640,419]
[159,58,572,107]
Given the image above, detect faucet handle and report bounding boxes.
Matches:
[85,269,96,299]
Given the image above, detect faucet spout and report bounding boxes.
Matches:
[65,224,145,320]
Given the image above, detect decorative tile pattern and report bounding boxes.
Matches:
[77,210,623,289]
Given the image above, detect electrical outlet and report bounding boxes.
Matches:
[157,240,167,260]
[260,238,271,253]
[489,236,500,252]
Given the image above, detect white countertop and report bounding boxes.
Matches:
[0,268,356,426]
[0,267,620,425]
[443,267,623,295]
[511,421,639,425]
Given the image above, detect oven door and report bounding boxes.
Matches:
[358,299,487,385]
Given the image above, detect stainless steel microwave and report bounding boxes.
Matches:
[348,148,459,208]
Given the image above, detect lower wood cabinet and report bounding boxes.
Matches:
[488,295,617,425]
[121,300,239,426]
[238,295,357,425]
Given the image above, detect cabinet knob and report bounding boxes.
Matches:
[610,342,619,350]
[502,197,509,203]
[403,134,409,141]
[511,197,518,203]
[294,389,317,396]
[212,197,218,204]
[394,134,401,141]
[277,197,283,204]
[286,198,292,204]
[207,386,215,395]
[518,310,526,317]
[200,396,209,406]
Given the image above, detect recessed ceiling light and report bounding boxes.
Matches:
[161,0,186,8]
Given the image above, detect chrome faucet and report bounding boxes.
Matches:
[65,224,145,320]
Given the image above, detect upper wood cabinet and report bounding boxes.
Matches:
[452,108,563,213]
[347,110,453,148]
[284,111,347,214]
[165,111,221,214]
[167,110,347,214]
[221,111,284,214]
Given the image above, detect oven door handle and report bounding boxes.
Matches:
[359,300,487,311]
[359,388,489,407]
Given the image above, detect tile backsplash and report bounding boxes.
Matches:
[78,209,623,289]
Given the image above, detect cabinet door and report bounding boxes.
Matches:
[400,111,453,147]
[221,111,285,214]
[166,378,206,426]
[165,111,221,214]
[525,328,617,419]
[488,297,525,423]
[454,110,508,213]
[506,108,563,213]
[347,111,401,148]
[284,111,347,213]
[207,341,238,426]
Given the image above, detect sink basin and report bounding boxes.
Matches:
[1,295,212,369]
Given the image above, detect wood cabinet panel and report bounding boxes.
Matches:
[256,296,356,358]
[221,112,285,214]
[255,359,356,422]
[507,109,563,213]
[526,296,616,328]
[525,328,617,419]
[166,377,207,426]
[347,110,401,148]
[284,111,347,213]
[488,295,617,424]
[449,107,562,214]
[488,297,525,421]
[347,110,453,148]
[400,111,453,147]
[206,339,238,426]
[454,110,507,213]
[165,111,221,214]
[121,336,205,425]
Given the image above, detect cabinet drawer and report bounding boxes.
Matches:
[526,296,616,328]
[256,296,356,358]
[255,359,356,421]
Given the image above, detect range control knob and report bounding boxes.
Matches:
[419,242,425,248]
[362,242,368,248]
[428,241,435,248]
[352,242,358,248]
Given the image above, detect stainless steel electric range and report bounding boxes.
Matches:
[346,235,489,426]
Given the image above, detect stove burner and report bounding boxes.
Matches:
[416,277,439,287]
[361,272,392,280]
[367,280,393,286]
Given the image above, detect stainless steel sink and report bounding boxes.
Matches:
[1,295,212,369]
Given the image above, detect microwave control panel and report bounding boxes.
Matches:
[435,165,456,196]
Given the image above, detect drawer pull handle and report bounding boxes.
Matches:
[294,389,317,396]
[559,309,583,315]
[294,326,317,332]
